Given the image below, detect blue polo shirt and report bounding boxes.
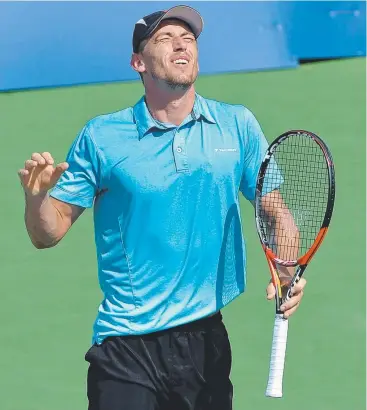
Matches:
[50,93,269,344]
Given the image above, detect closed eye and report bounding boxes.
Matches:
[183,36,195,43]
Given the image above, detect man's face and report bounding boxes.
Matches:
[138,19,199,89]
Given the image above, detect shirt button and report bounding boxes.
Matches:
[176,147,183,153]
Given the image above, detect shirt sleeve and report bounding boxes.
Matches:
[49,125,101,208]
[239,108,269,201]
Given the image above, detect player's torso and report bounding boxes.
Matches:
[88,98,248,341]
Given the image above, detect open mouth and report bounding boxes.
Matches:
[173,58,189,66]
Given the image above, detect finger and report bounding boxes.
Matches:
[283,302,300,319]
[24,159,38,170]
[266,282,276,300]
[52,162,69,181]
[18,169,30,178]
[290,278,307,296]
[56,162,69,172]
[31,152,46,165]
[281,290,303,311]
[41,152,54,165]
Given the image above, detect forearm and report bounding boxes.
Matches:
[274,214,299,282]
[24,192,66,248]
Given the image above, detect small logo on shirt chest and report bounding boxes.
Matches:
[214,148,238,153]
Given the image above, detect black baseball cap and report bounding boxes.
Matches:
[132,5,204,53]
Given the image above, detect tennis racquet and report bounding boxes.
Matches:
[254,130,336,398]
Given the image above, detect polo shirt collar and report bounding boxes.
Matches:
[192,93,216,124]
[133,93,216,139]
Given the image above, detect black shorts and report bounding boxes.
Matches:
[85,312,233,410]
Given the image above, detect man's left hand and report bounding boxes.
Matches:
[266,278,307,318]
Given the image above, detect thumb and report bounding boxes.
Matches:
[266,281,276,300]
[51,162,69,184]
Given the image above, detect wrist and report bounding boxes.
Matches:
[24,190,50,206]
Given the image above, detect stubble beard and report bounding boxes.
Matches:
[152,65,198,91]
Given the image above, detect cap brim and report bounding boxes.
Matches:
[153,5,203,38]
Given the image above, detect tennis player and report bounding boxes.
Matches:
[18,5,306,410]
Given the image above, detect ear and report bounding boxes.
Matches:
[130,53,146,74]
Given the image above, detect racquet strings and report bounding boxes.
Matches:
[258,133,329,261]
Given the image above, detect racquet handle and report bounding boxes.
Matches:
[265,314,289,398]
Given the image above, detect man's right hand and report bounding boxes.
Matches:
[18,152,69,196]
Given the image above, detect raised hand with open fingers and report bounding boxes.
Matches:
[18,152,69,196]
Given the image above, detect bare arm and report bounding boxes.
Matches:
[24,193,84,248]
[257,190,300,282]
[259,190,307,317]
[19,152,85,249]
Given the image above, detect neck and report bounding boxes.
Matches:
[144,85,196,126]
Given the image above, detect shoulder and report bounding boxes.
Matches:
[85,106,135,133]
[199,95,257,126]
[74,106,137,151]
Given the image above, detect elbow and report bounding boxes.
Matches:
[30,238,59,249]
[33,242,52,250]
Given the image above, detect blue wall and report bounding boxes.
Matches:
[279,1,366,59]
[0,1,365,91]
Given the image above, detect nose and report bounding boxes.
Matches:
[172,36,187,52]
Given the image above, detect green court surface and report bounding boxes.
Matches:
[1,57,365,409]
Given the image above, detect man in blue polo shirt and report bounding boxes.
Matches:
[18,5,306,410]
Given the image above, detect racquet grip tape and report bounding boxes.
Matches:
[265,313,289,398]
